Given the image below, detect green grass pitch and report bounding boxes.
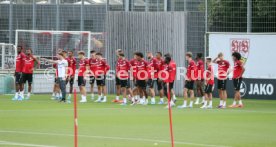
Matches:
[0,95,276,147]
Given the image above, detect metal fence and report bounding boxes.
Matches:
[105,11,186,95]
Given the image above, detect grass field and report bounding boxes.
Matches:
[0,95,276,147]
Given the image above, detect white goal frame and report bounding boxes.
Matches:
[15,29,93,58]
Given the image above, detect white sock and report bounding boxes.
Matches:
[82,95,87,100]
[135,95,139,100]
[202,96,205,101]
[173,95,176,100]
[131,97,135,102]
[223,101,226,107]
[160,98,164,102]
[238,100,243,105]
[233,101,237,105]
[103,96,107,100]
[27,92,31,97]
[196,97,200,102]
[219,100,223,106]
[203,100,207,106]
[208,101,213,107]
[20,91,24,97]
[55,93,59,97]
[183,100,187,106]
[123,98,127,104]
[91,93,94,98]
[116,96,120,100]
[52,93,55,97]
[15,92,19,98]
[189,101,194,107]
[151,97,155,102]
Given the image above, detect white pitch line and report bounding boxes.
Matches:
[0,130,230,147]
[0,140,57,147]
[1,107,276,114]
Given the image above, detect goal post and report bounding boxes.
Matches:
[15,30,93,60]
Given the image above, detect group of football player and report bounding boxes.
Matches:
[13,46,245,109]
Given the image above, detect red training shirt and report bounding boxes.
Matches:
[66,57,76,76]
[89,58,98,76]
[129,58,139,79]
[95,58,110,76]
[116,58,130,79]
[186,60,197,81]
[136,59,148,80]
[78,58,89,77]
[233,60,243,79]
[161,60,176,83]
[22,55,35,74]
[206,65,214,85]
[216,59,230,80]
[196,59,205,80]
[15,52,26,72]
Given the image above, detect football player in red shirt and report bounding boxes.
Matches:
[77,51,90,103]
[129,53,140,103]
[94,52,110,103]
[195,53,205,105]
[178,52,197,108]
[21,48,40,100]
[116,53,131,105]
[160,53,176,108]
[201,57,214,109]
[66,50,76,100]
[13,46,26,100]
[147,52,159,105]
[88,50,97,100]
[213,53,230,108]
[135,52,149,105]
[229,52,245,108]
[114,49,123,103]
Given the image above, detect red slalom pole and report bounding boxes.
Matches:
[167,83,175,147]
[74,89,78,147]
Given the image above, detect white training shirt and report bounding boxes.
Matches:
[57,59,68,78]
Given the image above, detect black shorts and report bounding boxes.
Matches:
[147,79,163,90]
[136,80,146,89]
[163,81,174,97]
[89,76,95,84]
[66,76,74,85]
[218,80,227,90]
[204,84,214,94]
[185,80,194,90]
[120,79,130,88]
[78,76,86,87]
[115,77,120,86]
[22,73,33,84]
[15,72,23,84]
[233,78,242,91]
[96,75,106,86]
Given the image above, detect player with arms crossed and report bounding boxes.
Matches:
[178,52,197,108]
[94,52,110,103]
[160,53,176,108]
[66,50,76,101]
[21,48,40,99]
[116,53,131,105]
[77,51,89,103]
[89,50,98,100]
[213,53,230,108]
[129,52,140,103]
[229,52,245,108]
[195,53,205,105]
[201,57,214,109]
[135,52,149,105]
[13,46,26,100]
[42,52,68,102]
[146,52,165,105]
